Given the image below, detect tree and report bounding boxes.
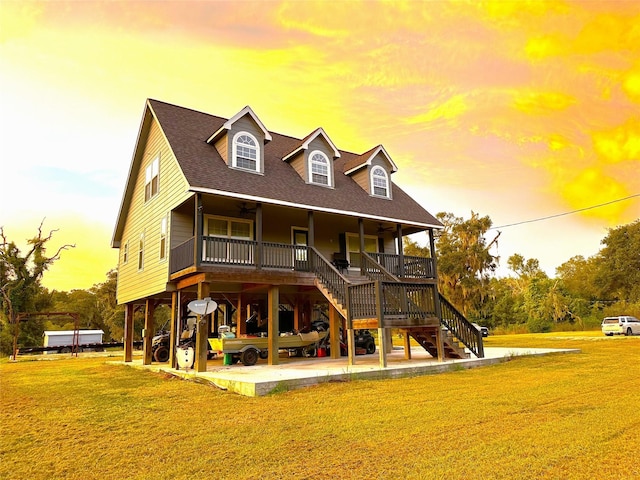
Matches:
[91,269,125,341]
[433,211,499,319]
[556,255,600,301]
[595,219,640,302]
[0,221,74,356]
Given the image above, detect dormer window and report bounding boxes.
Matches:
[371,166,389,198]
[309,151,331,186]
[233,132,259,172]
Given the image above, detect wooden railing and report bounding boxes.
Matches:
[346,281,438,327]
[381,282,438,323]
[361,252,398,281]
[201,236,255,265]
[262,242,308,270]
[347,281,377,323]
[404,255,435,278]
[439,294,484,358]
[369,253,435,279]
[170,237,195,274]
[308,247,347,306]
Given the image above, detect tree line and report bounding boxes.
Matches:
[406,214,639,333]
[2,216,638,355]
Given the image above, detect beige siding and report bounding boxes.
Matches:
[170,210,194,248]
[350,157,393,198]
[117,118,192,305]
[351,168,370,193]
[214,136,228,165]
[287,152,306,180]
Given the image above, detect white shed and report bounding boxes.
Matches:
[43,330,104,349]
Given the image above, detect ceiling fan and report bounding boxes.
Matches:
[238,202,257,217]
[376,223,394,234]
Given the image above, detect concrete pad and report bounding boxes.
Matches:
[114,346,580,397]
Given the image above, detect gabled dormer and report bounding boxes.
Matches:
[282,128,340,187]
[206,106,272,174]
[343,145,398,199]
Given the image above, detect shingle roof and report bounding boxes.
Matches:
[147,99,442,229]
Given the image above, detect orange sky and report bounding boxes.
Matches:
[1,0,639,291]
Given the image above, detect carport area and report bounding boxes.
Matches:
[115,345,580,396]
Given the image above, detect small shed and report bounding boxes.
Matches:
[43,330,104,348]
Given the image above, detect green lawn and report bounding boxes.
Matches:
[1,332,639,479]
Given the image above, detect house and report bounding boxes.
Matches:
[112,99,484,372]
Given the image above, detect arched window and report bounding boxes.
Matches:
[371,166,389,197]
[309,151,330,186]
[232,132,259,172]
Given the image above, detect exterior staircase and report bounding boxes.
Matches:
[308,247,484,360]
[402,327,470,359]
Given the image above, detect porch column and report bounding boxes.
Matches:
[307,211,315,247]
[359,217,365,275]
[169,291,178,368]
[124,303,134,362]
[329,304,341,359]
[143,299,155,366]
[236,294,246,336]
[267,285,280,365]
[346,328,356,366]
[378,328,388,368]
[293,300,301,332]
[195,281,210,372]
[376,282,387,368]
[429,228,444,362]
[195,194,203,267]
[402,329,412,360]
[396,224,405,277]
[256,203,263,270]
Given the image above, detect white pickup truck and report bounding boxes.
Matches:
[601,316,640,336]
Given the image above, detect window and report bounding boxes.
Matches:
[122,241,128,264]
[145,155,160,201]
[138,233,145,270]
[159,216,168,260]
[371,166,389,197]
[232,132,259,172]
[203,215,253,263]
[309,151,330,186]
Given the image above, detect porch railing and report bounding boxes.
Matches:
[347,281,438,328]
[201,236,255,265]
[262,242,308,270]
[369,252,435,278]
[170,237,195,274]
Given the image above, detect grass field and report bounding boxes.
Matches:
[1,332,639,479]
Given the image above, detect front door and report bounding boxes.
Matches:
[292,228,308,270]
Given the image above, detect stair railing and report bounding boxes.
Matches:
[438,294,484,358]
[307,247,349,307]
[361,252,400,282]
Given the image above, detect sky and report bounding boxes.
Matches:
[1,0,639,291]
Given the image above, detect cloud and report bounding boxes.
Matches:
[513,91,576,114]
[622,65,640,102]
[405,94,469,129]
[593,119,640,164]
